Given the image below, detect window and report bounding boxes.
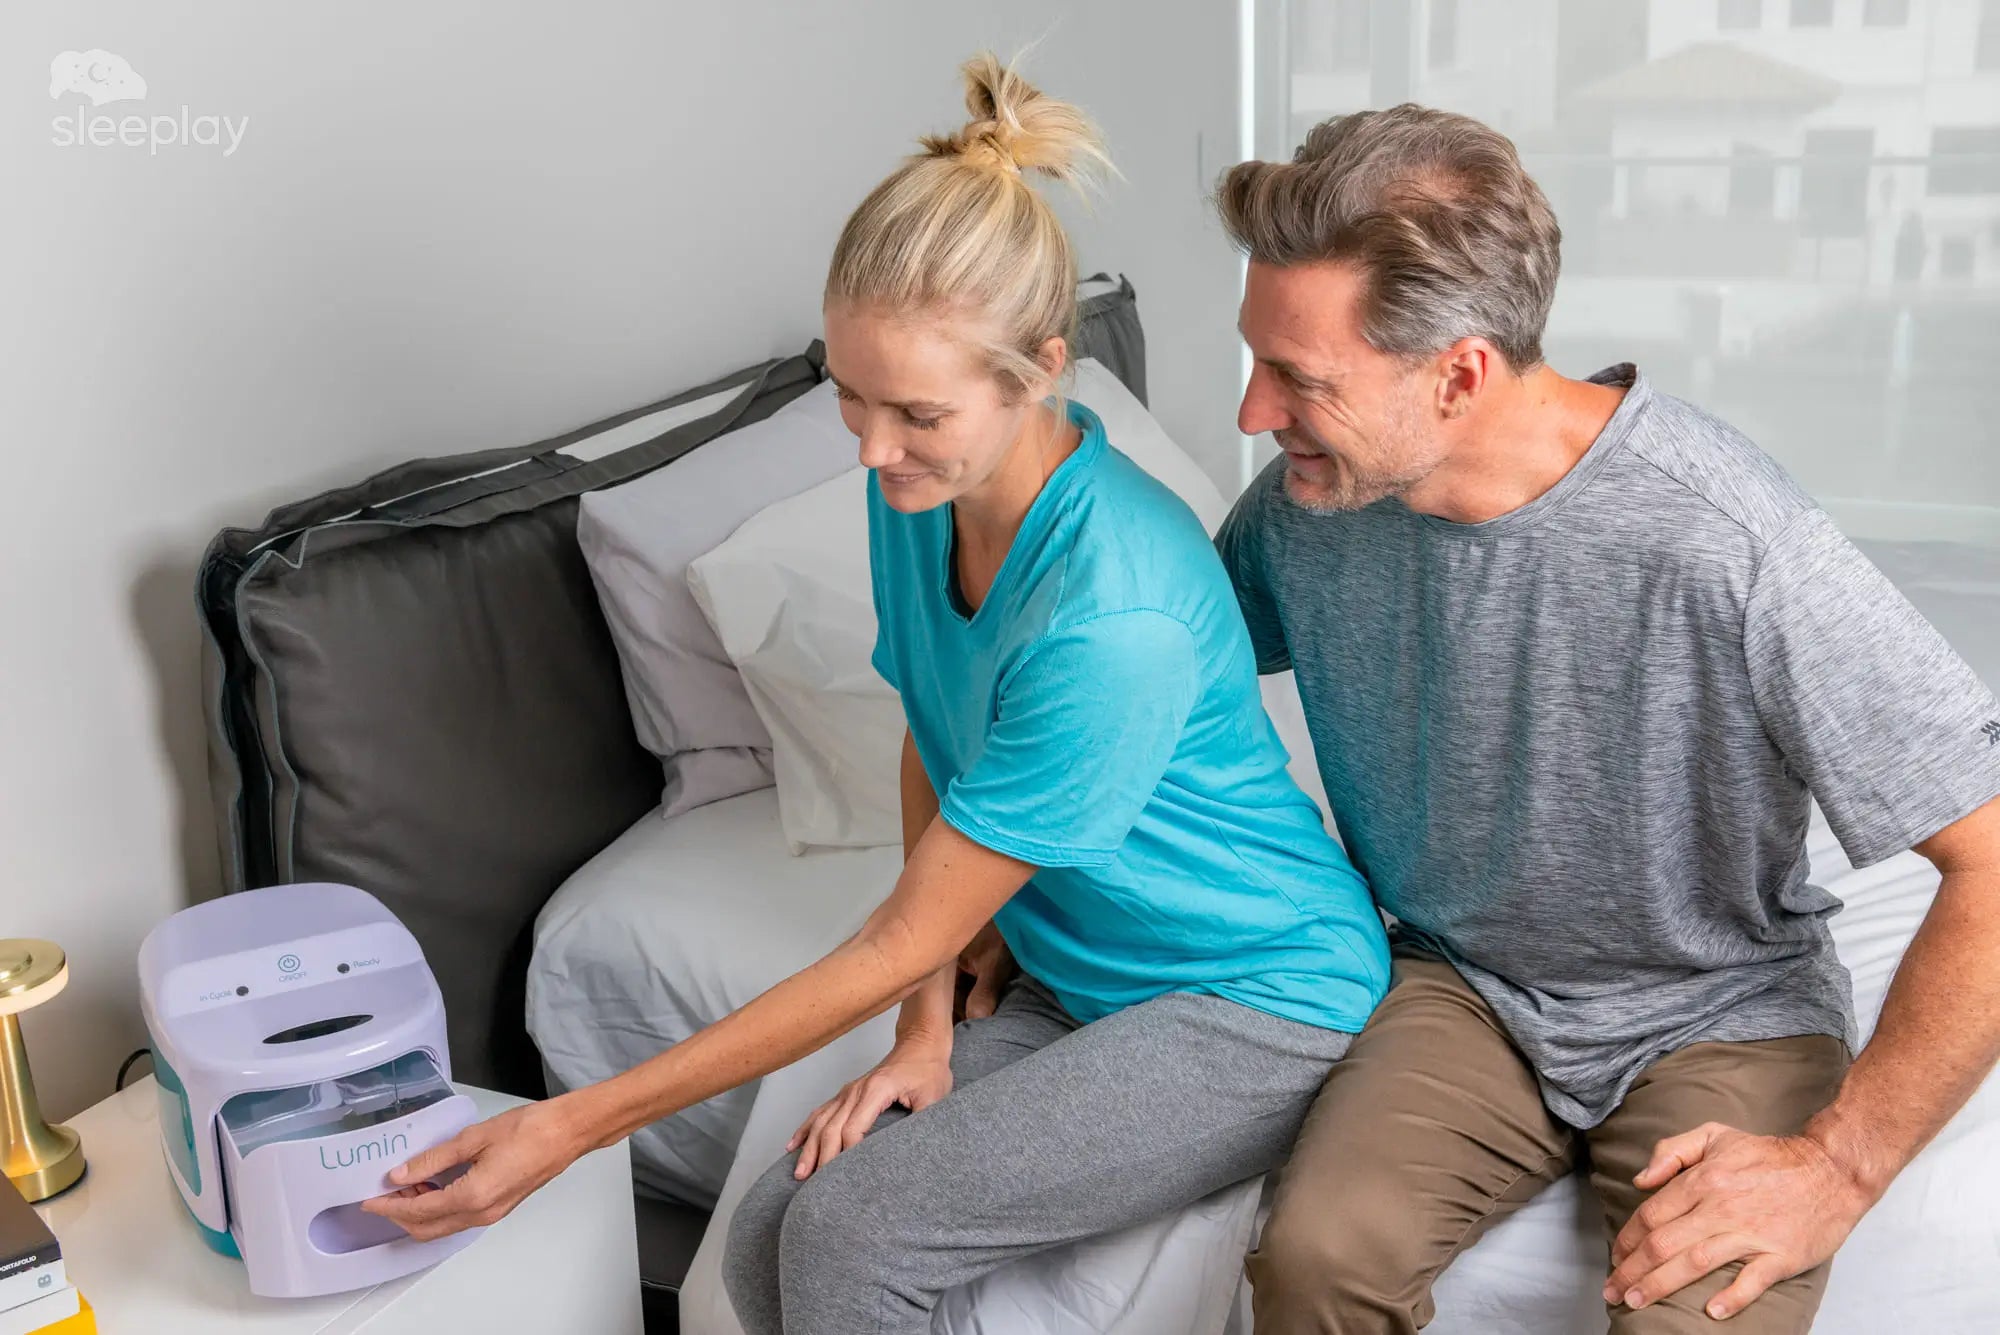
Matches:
[1941,237,1976,279]
[1292,0,1371,74]
[1719,0,1763,29]
[1257,0,2000,541]
[1428,0,1458,69]
[1800,128,1874,237]
[1930,127,2000,196]
[1728,143,1777,219]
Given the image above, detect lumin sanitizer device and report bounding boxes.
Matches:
[137,883,482,1297]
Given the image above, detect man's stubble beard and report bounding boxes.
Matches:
[1277,393,1442,514]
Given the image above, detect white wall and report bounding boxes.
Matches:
[1,0,1244,1121]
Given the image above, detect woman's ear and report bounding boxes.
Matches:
[1035,335,1068,385]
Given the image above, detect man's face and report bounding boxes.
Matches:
[1237,260,1448,512]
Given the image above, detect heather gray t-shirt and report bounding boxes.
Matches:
[1216,364,2000,1127]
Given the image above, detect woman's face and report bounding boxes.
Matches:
[823,302,1040,514]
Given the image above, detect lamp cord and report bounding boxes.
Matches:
[115,1047,153,1092]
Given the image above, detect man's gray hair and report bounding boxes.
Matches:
[1216,104,1562,370]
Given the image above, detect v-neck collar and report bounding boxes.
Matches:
[942,399,1105,626]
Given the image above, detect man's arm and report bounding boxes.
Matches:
[1801,793,2000,1193]
[1606,793,2000,1318]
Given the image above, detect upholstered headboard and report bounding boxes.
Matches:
[199,276,1147,1096]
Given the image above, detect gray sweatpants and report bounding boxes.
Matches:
[721,975,1353,1335]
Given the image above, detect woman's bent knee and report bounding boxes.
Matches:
[723,1156,806,1335]
[777,1163,881,1272]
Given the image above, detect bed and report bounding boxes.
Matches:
[199,262,1999,1330]
[528,542,2000,1333]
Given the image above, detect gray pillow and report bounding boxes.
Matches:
[1076,273,1147,406]
[198,347,824,1095]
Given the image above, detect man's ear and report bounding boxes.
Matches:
[1436,339,1495,420]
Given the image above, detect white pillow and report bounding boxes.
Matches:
[578,380,860,816]
[685,359,1326,853]
[687,468,899,853]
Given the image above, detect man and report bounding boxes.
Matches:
[1204,106,2000,1332]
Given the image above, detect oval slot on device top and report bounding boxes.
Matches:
[262,1014,372,1044]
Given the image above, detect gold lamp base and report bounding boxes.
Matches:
[0,941,87,1202]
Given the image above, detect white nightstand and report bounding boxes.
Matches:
[32,1077,642,1334]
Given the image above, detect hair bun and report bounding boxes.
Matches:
[918,51,1112,192]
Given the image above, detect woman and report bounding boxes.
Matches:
[364,55,1389,1334]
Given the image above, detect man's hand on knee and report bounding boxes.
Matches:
[1603,1121,1873,1320]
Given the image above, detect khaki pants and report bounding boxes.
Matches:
[1247,955,1849,1334]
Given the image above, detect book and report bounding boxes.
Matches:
[31,1292,92,1335]
[0,1285,78,1335]
[0,1184,61,1317]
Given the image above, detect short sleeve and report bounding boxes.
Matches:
[1215,462,1292,674]
[1745,509,2000,867]
[939,610,1202,868]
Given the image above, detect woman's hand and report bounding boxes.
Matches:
[788,1042,954,1180]
[359,1095,590,1241]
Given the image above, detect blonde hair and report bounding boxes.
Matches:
[826,52,1113,403]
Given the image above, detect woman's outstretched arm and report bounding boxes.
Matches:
[894,727,957,1053]
[574,812,1030,1148]
[363,805,1033,1240]
[785,730,969,1176]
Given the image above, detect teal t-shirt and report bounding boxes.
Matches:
[867,400,1390,1032]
